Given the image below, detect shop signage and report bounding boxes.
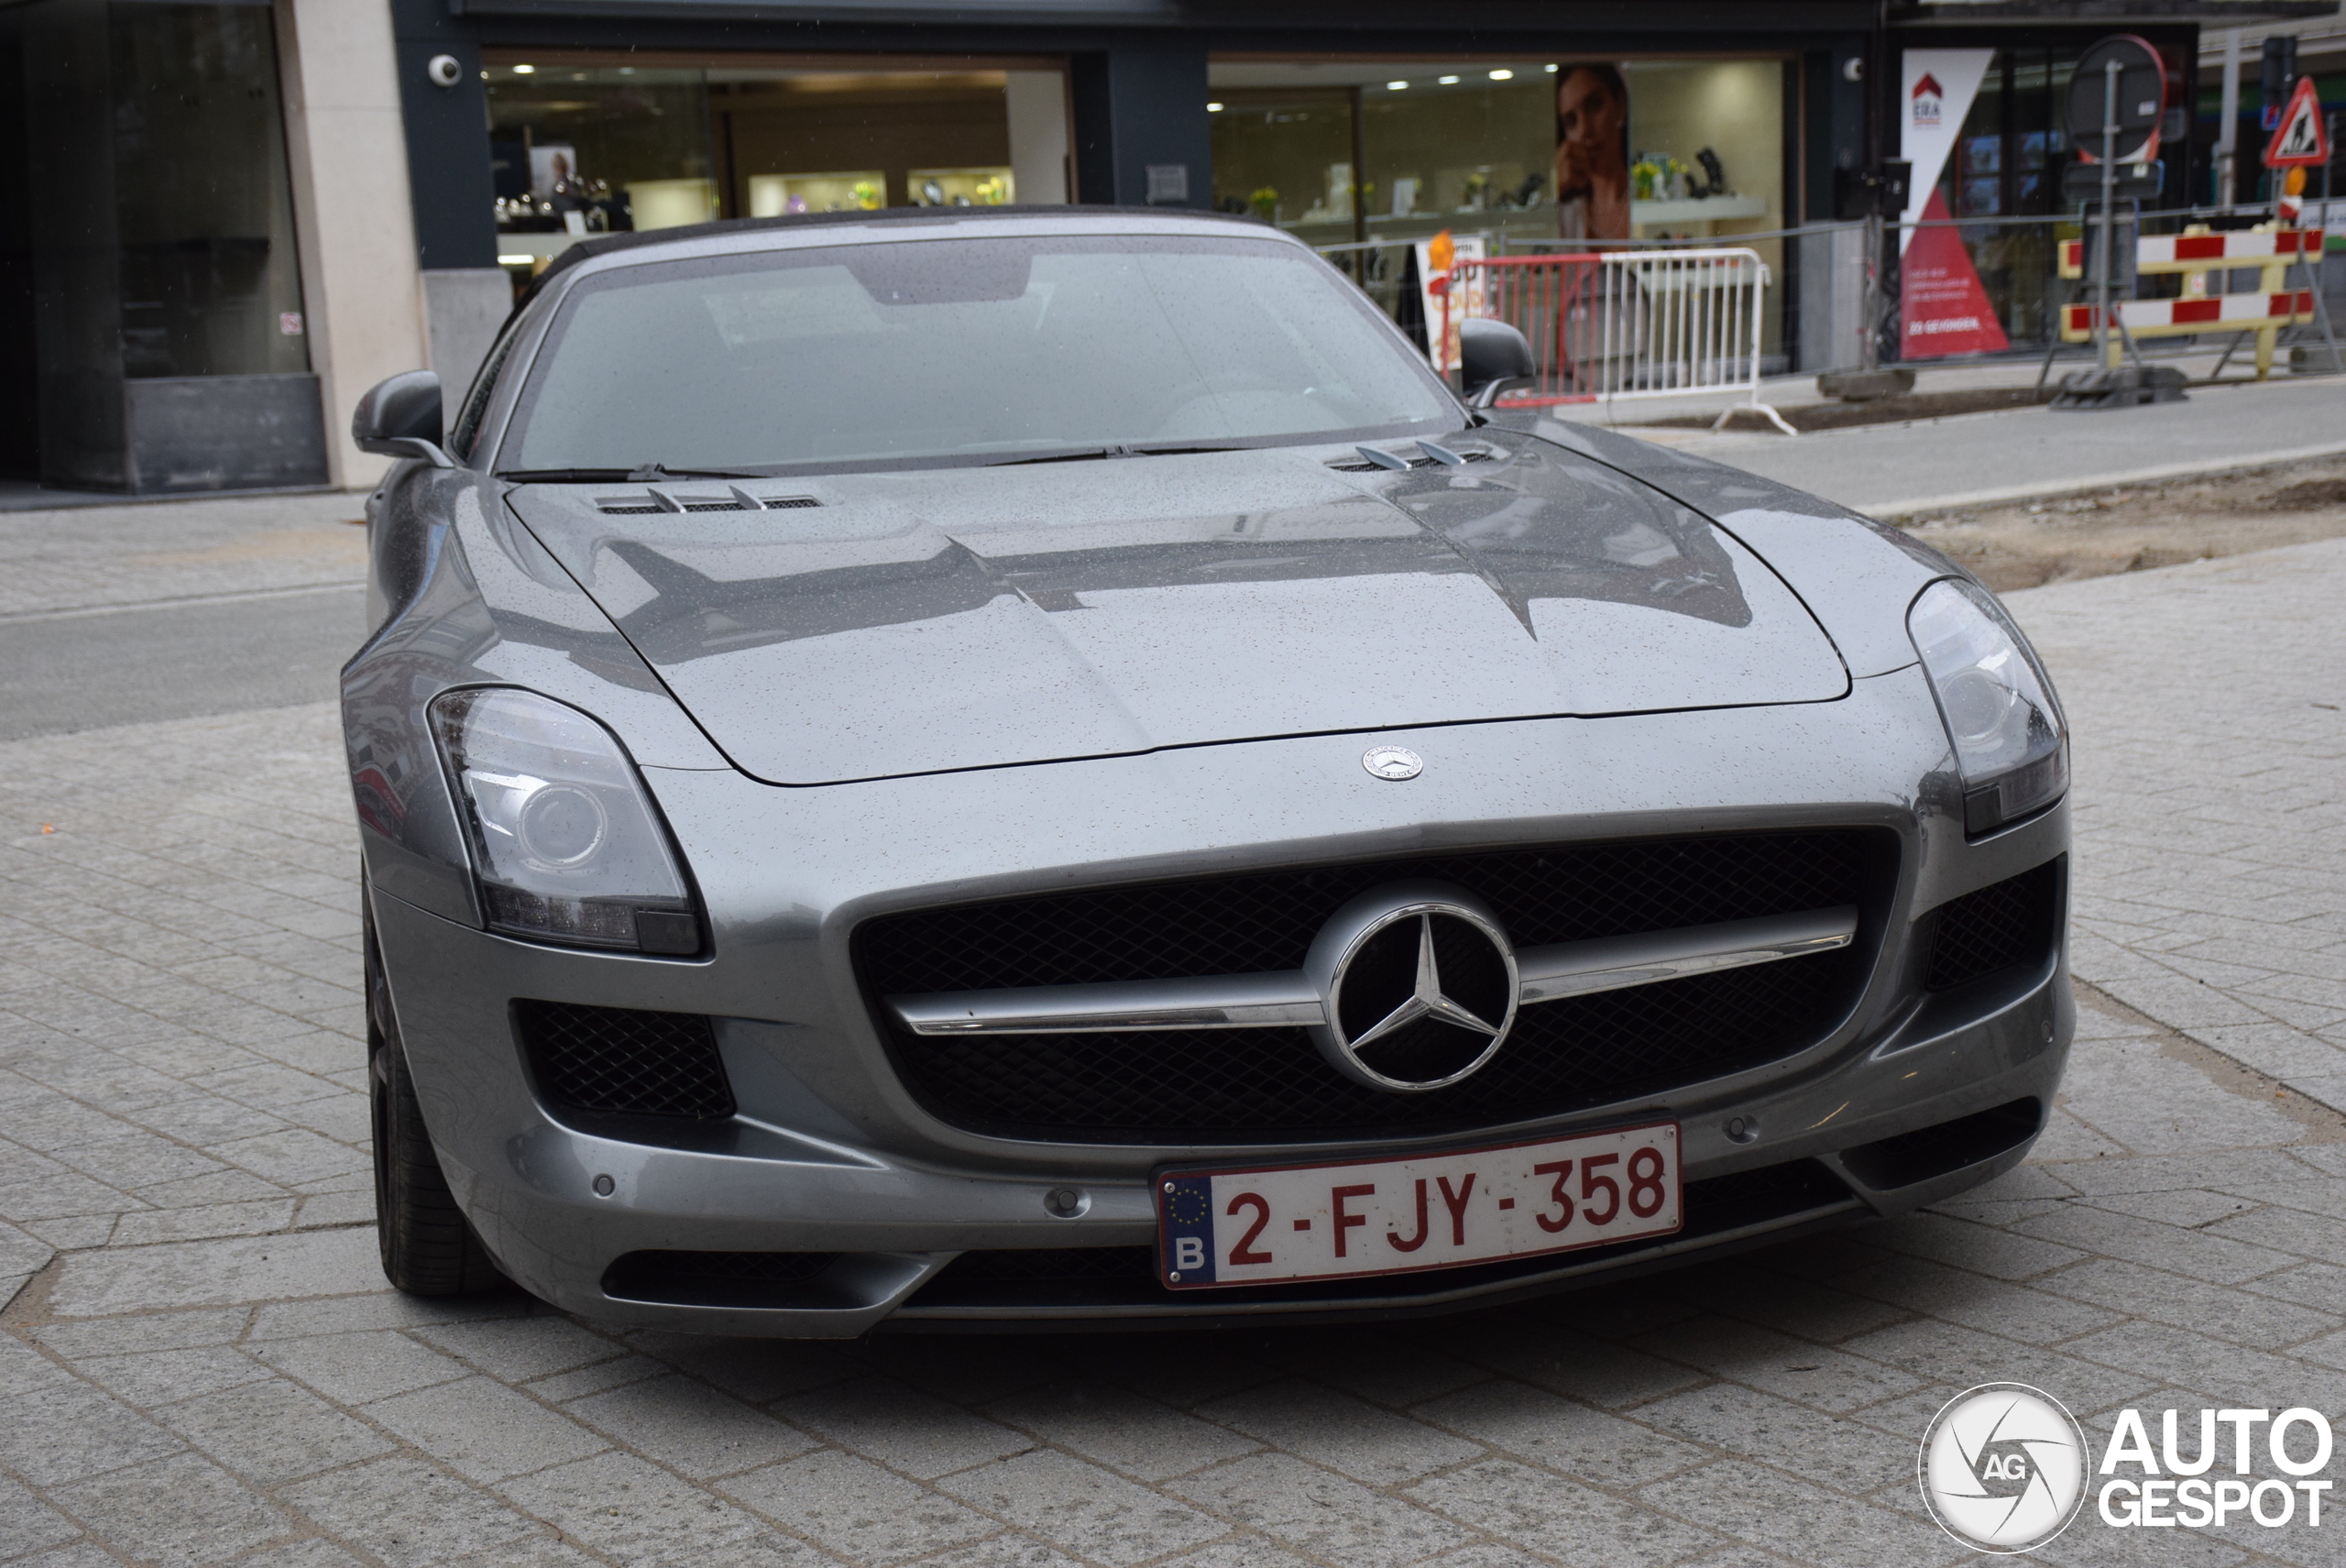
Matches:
[1898,49,2007,360]
[1415,232,1485,376]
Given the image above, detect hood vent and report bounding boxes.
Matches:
[1329,448,1499,474]
[594,489,822,517]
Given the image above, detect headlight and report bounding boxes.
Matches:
[428,688,701,954]
[1907,579,2067,834]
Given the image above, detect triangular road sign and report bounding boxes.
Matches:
[2264,76,2331,169]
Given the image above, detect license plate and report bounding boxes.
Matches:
[1156,1122,1681,1289]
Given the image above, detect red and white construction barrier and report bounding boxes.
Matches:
[2058,228,2323,276]
[2062,290,2316,338]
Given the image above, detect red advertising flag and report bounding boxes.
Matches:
[1900,189,2010,359]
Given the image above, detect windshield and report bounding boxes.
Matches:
[499,232,1458,476]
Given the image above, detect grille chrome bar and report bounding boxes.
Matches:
[887,906,1857,1038]
[1515,906,1857,1003]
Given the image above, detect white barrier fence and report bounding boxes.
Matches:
[1443,247,1793,433]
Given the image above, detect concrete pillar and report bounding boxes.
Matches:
[1070,39,1211,207]
[274,0,428,490]
[1006,70,1070,205]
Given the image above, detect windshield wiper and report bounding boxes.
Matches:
[982,442,1250,467]
[495,464,766,484]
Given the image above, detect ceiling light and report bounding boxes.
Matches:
[1207,101,1223,112]
[511,63,534,74]
[1387,80,1409,91]
[1489,69,1514,81]
[1545,63,1560,73]
[1438,74,1460,84]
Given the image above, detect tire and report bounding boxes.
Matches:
[367,884,503,1296]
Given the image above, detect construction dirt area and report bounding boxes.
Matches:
[1888,455,2346,591]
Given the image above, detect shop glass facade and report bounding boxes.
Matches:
[1207,56,1792,354]
[484,60,1059,291]
[1,0,321,491]
[1929,48,2082,347]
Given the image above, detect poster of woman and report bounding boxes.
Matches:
[1555,63,1630,242]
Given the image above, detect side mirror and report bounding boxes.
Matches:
[1457,318,1538,409]
[353,371,455,466]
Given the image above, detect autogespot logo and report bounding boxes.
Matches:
[1919,1384,2090,1553]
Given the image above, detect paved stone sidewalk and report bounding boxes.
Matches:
[5,543,2346,1566]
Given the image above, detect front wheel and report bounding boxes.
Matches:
[367,883,502,1296]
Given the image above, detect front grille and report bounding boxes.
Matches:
[858,831,1887,1143]
[603,1249,836,1306]
[1923,858,2063,992]
[515,1000,736,1120]
[904,1158,1855,1310]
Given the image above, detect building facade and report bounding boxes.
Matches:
[0,0,2331,497]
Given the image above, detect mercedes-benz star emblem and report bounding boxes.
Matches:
[1304,881,1518,1091]
[1362,745,1423,781]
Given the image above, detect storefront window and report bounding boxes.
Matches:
[1932,49,2081,346]
[113,2,307,378]
[485,62,1058,290]
[1209,57,1789,356]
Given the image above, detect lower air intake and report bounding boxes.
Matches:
[515,1000,736,1120]
[603,1249,837,1307]
[1924,858,2064,992]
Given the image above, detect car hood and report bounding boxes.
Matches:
[506,432,1848,785]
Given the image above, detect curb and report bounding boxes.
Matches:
[1858,441,2346,520]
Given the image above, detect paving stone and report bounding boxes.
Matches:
[361,1374,608,1484]
[937,1449,1229,1568]
[408,1314,624,1382]
[1635,1459,1967,1568]
[625,1329,863,1403]
[1835,1255,2122,1345]
[248,1329,470,1405]
[281,1455,551,1568]
[73,1345,275,1408]
[158,1376,395,1483]
[1406,1457,1722,1567]
[500,1450,825,1568]
[1413,1379,1706,1486]
[984,1382,1260,1482]
[49,1451,289,1568]
[1194,1378,1481,1486]
[1463,1323,1707,1409]
[47,1228,379,1314]
[1627,1318,1923,1414]
[1169,1453,1474,1567]
[2042,1256,2342,1348]
[777,1376,1033,1479]
[1630,1382,1913,1495]
[0,1380,183,1486]
[0,1473,82,1561]
[110,1198,297,1246]
[565,1374,821,1479]
[719,1448,993,1564]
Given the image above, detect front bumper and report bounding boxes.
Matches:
[370,663,2072,1336]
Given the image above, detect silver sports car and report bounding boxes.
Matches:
[345,207,2070,1335]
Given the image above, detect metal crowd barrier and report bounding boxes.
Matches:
[1446,249,1794,433]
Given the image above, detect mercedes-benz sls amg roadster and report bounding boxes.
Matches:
[345,206,2070,1335]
